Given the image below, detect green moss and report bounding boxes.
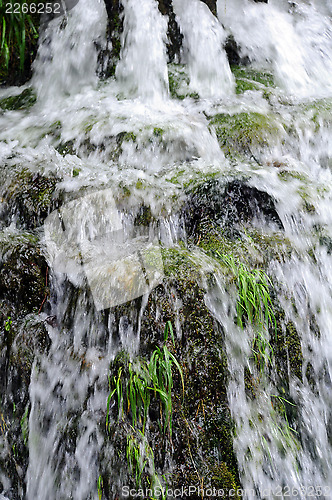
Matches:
[5,169,59,229]
[277,169,308,182]
[138,247,241,493]
[231,66,275,95]
[208,112,282,158]
[273,314,303,385]
[298,98,332,130]
[153,127,164,138]
[56,141,76,156]
[0,88,36,111]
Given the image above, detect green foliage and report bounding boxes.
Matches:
[97,475,103,500]
[107,321,183,436]
[208,111,282,158]
[20,403,29,445]
[106,322,183,494]
[0,0,38,74]
[218,253,276,371]
[4,315,12,332]
[231,65,275,95]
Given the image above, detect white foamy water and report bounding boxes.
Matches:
[115,0,169,100]
[32,0,107,105]
[172,0,235,98]
[217,0,332,97]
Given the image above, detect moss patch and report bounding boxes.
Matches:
[208,112,283,158]
[231,66,275,95]
[0,88,36,111]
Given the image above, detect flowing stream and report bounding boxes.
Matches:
[0,0,332,499]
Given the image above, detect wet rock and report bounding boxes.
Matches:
[208,111,283,159]
[184,178,283,240]
[0,310,50,500]
[0,88,36,111]
[100,0,124,78]
[157,0,183,62]
[225,36,250,66]
[103,247,241,495]
[200,0,217,16]
[0,234,49,314]
[1,170,61,230]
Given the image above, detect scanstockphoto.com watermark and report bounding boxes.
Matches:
[122,485,332,498]
[122,486,243,499]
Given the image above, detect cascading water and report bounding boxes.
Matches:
[1,0,332,499]
[115,0,169,100]
[32,0,107,104]
[217,0,332,97]
[172,0,235,98]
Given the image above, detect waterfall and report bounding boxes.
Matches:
[217,0,332,97]
[32,0,107,104]
[172,0,235,98]
[115,0,169,100]
[1,0,332,498]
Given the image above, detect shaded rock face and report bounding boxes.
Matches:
[225,36,250,66]
[102,251,241,497]
[200,0,217,15]
[184,179,283,240]
[157,0,183,62]
[100,0,124,77]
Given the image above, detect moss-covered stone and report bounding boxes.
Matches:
[138,248,240,493]
[0,88,36,111]
[208,111,283,158]
[100,0,124,78]
[231,65,275,95]
[0,306,50,500]
[184,178,283,241]
[0,234,49,313]
[2,169,60,230]
[273,313,304,387]
[157,0,183,62]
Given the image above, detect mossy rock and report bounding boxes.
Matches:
[0,308,50,500]
[273,315,303,385]
[102,0,124,78]
[168,64,199,100]
[0,88,36,111]
[184,178,283,241]
[138,248,240,492]
[157,0,183,62]
[231,65,275,95]
[208,111,283,158]
[2,169,61,230]
[0,235,48,313]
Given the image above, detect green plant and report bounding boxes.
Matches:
[20,404,29,446]
[271,394,298,445]
[218,253,276,370]
[126,432,148,488]
[0,0,39,75]
[106,322,183,495]
[107,322,183,436]
[97,475,103,500]
[4,316,12,332]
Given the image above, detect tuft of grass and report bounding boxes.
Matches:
[5,315,12,332]
[0,0,39,79]
[97,475,103,500]
[106,322,183,494]
[218,252,276,370]
[106,322,183,436]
